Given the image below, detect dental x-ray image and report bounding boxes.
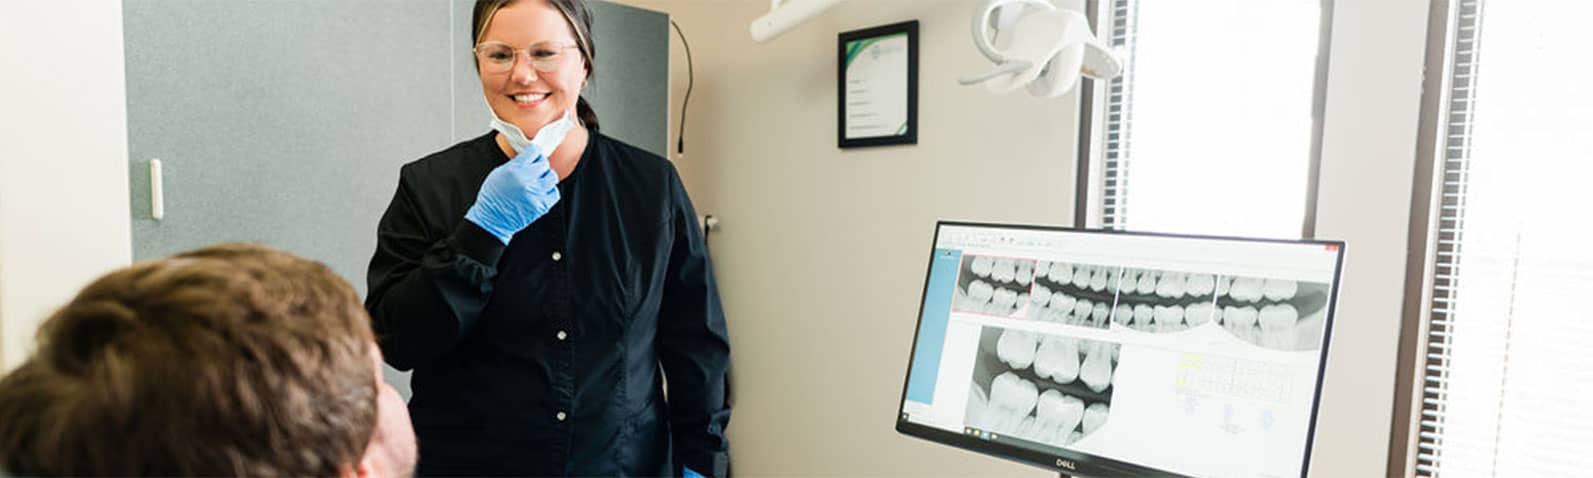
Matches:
[963,325,1119,449]
[953,254,1038,318]
[1108,269,1219,333]
[1211,277,1332,351]
[1024,261,1120,329]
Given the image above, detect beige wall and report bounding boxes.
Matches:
[621,0,1430,476]
[0,0,135,371]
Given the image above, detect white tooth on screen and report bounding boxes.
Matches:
[992,259,1016,284]
[1089,268,1109,292]
[1133,304,1154,328]
[1137,271,1158,295]
[1263,279,1299,301]
[1079,341,1115,393]
[1082,403,1110,435]
[1016,416,1037,439]
[1049,291,1075,315]
[1186,273,1216,297]
[1072,299,1093,323]
[1065,431,1084,445]
[985,301,1008,315]
[1259,303,1300,349]
[1153,305,1183,330]
[1230,277,1264,303]
[1072,265,1092,289]
[1033,285,1052,305]
[1049,263,1073,285]
[1121,270,1139,289]
[1036,261,1051,279]
[997,329,1039,370]
[1034,336,1081,383]
[990,372,1039,433]
[972,256,994,278]
[1225,305,1259,329]
[1105,271,1119,294]
[1091,302,1109,325]
[1016,261,1034,286]
[993,288,1019,312]
[1036,391,1085,443]
[1156,272,1186,298]
[1185,302,1216,327]
[968,280,994,304]
[1113,304,1132,326]
[1015,294,1029,313]
[1215,276,1232,298]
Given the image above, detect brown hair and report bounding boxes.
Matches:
[473,0,602,131]
[0,243,378,477]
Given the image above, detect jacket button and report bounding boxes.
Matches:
[556,411,568,421]
[551,251,562,261]
[556,330,568,341]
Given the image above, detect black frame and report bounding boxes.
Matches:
[837,20,918,148]
[895,220,1348,477]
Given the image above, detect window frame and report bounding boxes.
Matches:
[1073,0,1336,241]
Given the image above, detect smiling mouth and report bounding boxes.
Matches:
[511,93,550,104]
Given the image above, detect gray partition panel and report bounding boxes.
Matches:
[126,0,668,399]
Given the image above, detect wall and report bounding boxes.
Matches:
[621,0,1429,476]
[622,0,1083,476]
[0,0,135,371]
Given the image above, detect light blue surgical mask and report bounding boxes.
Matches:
[489,108,575,156]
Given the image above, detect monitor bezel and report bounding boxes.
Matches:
[894,220,1348,478]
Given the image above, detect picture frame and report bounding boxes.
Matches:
[838,20,919,148]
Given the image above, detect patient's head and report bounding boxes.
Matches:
[0,243,416,477]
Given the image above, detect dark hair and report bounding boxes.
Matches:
[473,0,601,131]
[0,243,378,477]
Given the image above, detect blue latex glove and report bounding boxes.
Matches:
[464,144,560,244]
[683,467,706,478]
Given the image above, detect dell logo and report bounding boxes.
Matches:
[1056,459,1076,470]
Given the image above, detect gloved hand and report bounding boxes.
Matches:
[464,144,560,244]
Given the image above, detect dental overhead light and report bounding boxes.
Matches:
[751,0,845,43]
[959,0,1123,98]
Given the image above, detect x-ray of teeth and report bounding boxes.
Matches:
[1213,277,1332,351]
[1110,268,1218,333]
[967,326,1119,449]
[1029,261,1120,330]
[954,254,1037,318]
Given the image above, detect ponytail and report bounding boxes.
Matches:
[576,96,600,132]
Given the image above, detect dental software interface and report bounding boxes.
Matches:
[899,224,1342,477]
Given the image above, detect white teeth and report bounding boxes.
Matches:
[1033,336,1081,383]
[1156,272,1186,298]
[1015,261,1034,286]
[512,93,548,103]
[1185,302,1216,327]
[1091,302,1109,325]
[992,259,1016,283]
[1082,402,1110,435]
[1259,303,1300,349]
[1065,431,1083,445]
[1079,341,1115,393]
[1036,391,1085,443]
[997,329,1039,370]
[1262,279,1299,301]
[1224,305,1259,328]
[1153,305,1183,330]
[972,257,994,278]
[967,280,994,303]
[1121,270,1139,288]
[1230,277,1264,303]
[1015,293,1029,311]
[1032,285,1052,305]
[1186,273,1216,297]
[1089,268,1110,292]
[1133,304,1154,327]
[993,288,1019,312]
[1049,291,1075,313]
[1049,263,1073,285]
[1216,276,1233,297]
[1136,271,1158,295]
[1072,265,1092,289]
[1072,299,1093,323]
[1036,261,1051,278]
[990,372,1039,432]
[1112,304,1132,326]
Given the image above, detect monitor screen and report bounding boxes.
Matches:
[896,222,1345,478]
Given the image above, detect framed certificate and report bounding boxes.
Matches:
[838,20,919,148]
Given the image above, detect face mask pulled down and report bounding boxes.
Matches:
[489,108,576,159]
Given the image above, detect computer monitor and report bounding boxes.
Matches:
[896,222,1345,477]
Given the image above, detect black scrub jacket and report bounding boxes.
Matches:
[366,131,730,477]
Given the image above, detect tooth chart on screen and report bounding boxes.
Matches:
[953,255,1040,318]
[1025,261,1122,329]
[964,326,1119,448]
[1107,269,1331,351]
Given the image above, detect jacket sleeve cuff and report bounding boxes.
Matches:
[450,220,506,266]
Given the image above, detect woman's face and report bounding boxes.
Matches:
[478,0,588,136]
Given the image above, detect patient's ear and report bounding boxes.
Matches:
[346,458,375,478]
